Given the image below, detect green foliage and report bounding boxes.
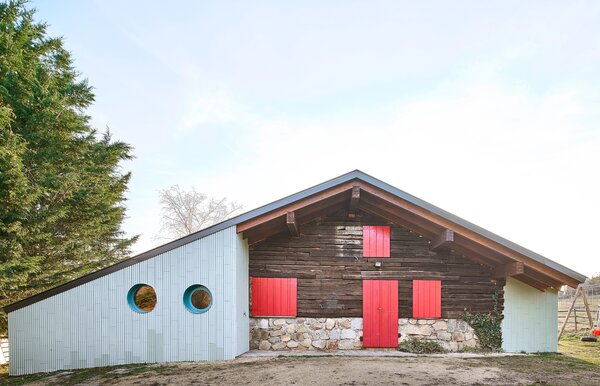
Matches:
[461,311,502,351]
[461,291,503,351]
[0,1,137,334]
[398,338,446,354]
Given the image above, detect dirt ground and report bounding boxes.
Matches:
[6,354,600,386]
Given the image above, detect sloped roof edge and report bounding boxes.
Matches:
[4,169,586,313]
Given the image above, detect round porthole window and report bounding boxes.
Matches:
[183,285,212,314]
[127,284,157,313]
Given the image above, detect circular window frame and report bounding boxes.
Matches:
[183,285,213,314]
[127,283,157,313]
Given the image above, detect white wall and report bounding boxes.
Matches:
[502,277,558,353]
[8,226,249,375]
[235,233,250,356]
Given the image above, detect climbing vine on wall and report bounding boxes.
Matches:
[461,291,503,351]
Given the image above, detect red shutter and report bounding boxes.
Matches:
[251,277,297,317]
[412,280,441,318]
[363,226,390,257]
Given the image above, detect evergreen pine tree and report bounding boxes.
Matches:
[0,0,137,333]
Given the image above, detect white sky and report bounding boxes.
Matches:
[32,1,600,277]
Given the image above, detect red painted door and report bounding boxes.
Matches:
[362,280,398,348]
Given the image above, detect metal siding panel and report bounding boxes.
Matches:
[7,226,243,375]
[502,277,558,353]
[234,235,249,356]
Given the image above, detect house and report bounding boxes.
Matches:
[4,170,586,375]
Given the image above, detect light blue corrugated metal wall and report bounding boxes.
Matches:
[8,226,250,375]
[235,234,250,356]
[502,277,558,352]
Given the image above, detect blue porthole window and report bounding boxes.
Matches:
[183,285,212,314]
[127,284,157,313]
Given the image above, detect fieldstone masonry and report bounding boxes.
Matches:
[250,318,479,352]
[398,318,479,351]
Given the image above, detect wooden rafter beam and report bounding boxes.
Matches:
[514,274,548,292]
[523,266,563,289]
[492,262,525,279]
[358,182,581,288]
[237,181,354,232]
[243,199,348,245]
[430,229,454,251]
[453,234,512,264]
[286,211,299,237]
[449,246,497,268]
[349,185,360,215]
[358,200,437,238]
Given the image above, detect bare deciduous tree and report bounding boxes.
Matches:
[157,185,243,239]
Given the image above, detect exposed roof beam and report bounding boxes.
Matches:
[286,211,299,237]
[358,182,581,287]
[237,181,354,232]
[349,185,360,215]
[358,200,437,238]
[295,195,348,222]
[492,262,525,279]
[244,201,348,245]
[437,241,498,269]
[431,229,454,252]
[453,234,512,264]
[514,274,548,292]
[523,266,563,290]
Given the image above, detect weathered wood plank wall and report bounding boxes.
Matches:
[249,210,504,318]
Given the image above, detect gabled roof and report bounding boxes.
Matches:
[4,170,586,313]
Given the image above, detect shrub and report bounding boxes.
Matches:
[461,310,503,351]
[461,290,503,352]
[399,338,446,354]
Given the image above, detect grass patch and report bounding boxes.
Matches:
[480,352,597,372]
[465,334,600,385]
[0,363,170,385]
[558,332,600,366]
[399,338,446,354]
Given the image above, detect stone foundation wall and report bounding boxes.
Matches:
[399,318,479,351]
[249,318,479,352]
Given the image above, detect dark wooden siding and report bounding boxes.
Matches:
[249,210,504,319]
